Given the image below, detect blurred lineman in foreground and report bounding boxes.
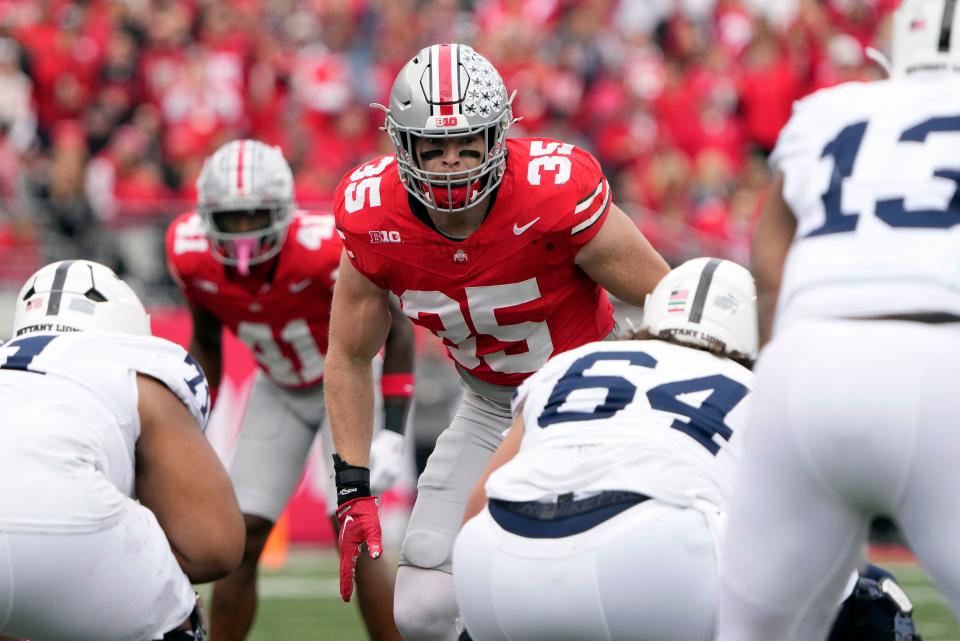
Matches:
[0,259,242,640]
[719,1,960,639]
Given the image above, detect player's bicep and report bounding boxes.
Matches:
[575,203,669,307]
[135,374,243,582]
[752,173,797,347]
[329,251,393,362]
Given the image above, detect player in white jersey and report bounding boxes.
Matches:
[0,260,243,641]
[452,258,756,641]
[718,2,960,640]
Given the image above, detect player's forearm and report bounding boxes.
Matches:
[325,349,376,468]
[188,336,222,391]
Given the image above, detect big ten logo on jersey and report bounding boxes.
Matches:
[173,214,209,255]
[808,115,960,237]
[369,230,402,244]
[295,213,336,250]
[401,279,554,375]
[527,141,574,186]
[344,156,394,213]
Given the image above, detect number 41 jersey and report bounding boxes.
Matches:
[166,210,341,388]
[772,76,960,332]
[335,138,615,388]
[486,340,753,509]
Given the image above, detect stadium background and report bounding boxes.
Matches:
[1,0,956,638]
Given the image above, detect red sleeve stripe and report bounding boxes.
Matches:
[572,179,610,235]
[574,179,604,214]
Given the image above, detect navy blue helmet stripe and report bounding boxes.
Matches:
[45,260,75,316]
[688,258,722,324]
[941,0,957,52]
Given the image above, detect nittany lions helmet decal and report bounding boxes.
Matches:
[891,0,960,75]
[12,260,151,337]
[378,43,515,214]
[196,139,295,275]
[641,257,758,363]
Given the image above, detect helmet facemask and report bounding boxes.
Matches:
[200,204,293,275]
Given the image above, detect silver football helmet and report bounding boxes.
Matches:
[196,139,295,275]
[891,0,960,75]
[12,260,151,337]
[378,43,515,214]
[641,258,758,364]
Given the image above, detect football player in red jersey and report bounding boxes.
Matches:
[325,44,670,641]
[166,140,412,641]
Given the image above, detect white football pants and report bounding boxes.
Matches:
[719,319,960,641]
[453,499,721,641]
[0,501,195,641]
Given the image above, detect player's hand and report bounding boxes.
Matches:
[369,430,405,494]
[336,496,383,602]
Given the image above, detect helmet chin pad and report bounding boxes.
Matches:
[423,178,482,209]
[232,237,259,276]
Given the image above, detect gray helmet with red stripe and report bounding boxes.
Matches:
[380,43,515,214]
[196,139,295,274]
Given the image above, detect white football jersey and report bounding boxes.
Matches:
[0,332,210,533]
[772,74,960,332]
[485,340,753,508]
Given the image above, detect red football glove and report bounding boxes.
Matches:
[336,495,383,602]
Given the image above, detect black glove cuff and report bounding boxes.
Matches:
[333,453,371,506]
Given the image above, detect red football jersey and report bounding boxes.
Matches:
[335,138,615,388]
[166,210,341,388]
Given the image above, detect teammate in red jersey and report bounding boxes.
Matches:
[166,139,412,641]
[325,44,670,640]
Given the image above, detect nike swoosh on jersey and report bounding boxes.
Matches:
[513,217,541,235]
[289,278,313,293]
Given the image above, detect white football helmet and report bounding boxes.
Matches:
[891,0,960,75]
[641,258,758,363]
[12,260,151,338]
[379,43,515,214]
[196,139,295,275]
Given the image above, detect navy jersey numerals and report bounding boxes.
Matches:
[183,353,211,420]
[0,335,57,372]
[536,351,747,455]
[538,351,657,427]
[647,375,748,455]
[807,115,960,238]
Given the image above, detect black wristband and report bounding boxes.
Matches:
[333,453,371,506]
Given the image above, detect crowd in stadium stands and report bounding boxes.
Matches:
[0,0,895,295]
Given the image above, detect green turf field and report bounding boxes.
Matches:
[199,548,959,641]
